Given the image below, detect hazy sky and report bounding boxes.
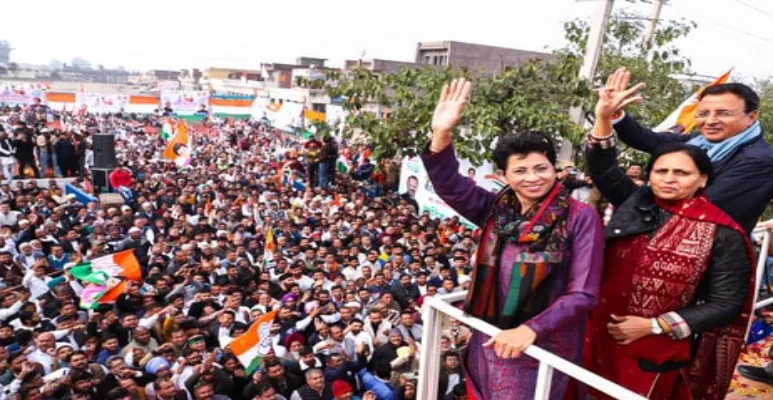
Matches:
[2,0,771,80]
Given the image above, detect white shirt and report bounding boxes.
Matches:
[27,348,56,375]
[23,270,55,299]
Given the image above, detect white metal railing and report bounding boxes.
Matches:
[417,291,647,400]
[753,226,772,310]
[416,225,773,399]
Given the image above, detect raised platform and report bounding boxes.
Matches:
[13,177,76,188]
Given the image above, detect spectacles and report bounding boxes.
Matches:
[696,110,744,119]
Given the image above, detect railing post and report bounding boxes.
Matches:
[533,362,555,400]
[417,295,442,400]
[755,229,771,310]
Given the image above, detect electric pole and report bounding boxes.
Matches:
[559,0,615,161]
[642,0,665,55]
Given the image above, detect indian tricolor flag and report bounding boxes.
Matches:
[230,310,278,374]
[336,155,352,174]
[69,250,142,309]
[655,68,733,134]
[161,118,174,141]
[163,120,192,167]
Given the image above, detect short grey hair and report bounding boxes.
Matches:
[305,368,323,380]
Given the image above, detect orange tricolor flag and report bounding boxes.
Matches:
[230,310,279,373]
[163,120,191,166]
[655,68,733,134]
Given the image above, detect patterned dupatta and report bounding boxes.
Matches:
[655,196,756,400]
[464,183,572,329]
[592,194,755,400]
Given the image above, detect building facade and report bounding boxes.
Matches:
[415,41,551,74]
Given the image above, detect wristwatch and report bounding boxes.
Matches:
[650,318,664,335]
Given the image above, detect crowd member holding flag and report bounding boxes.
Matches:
[0,104,507,400]
[594,67,773,234]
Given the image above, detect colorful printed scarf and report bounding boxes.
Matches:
[587,193,755,400]
[465,183,572,329]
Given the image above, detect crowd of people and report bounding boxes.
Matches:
[0,64,770,400]
[0,97,479,400]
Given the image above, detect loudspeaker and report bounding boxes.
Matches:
[92,134,118,169]
[91,168,112,193]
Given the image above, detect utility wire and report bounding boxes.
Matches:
[730,0,771,16]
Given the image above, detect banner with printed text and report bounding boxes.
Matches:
[159,90,209,115]
[75,93,129,114]
[398,156,504,228]
[0,81,47,105]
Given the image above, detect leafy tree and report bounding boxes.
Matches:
[327,7,698,166]
[755,79,773,143]
[326,57,587,166]
[562,11,698,165]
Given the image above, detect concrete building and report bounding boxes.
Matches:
[0,41,11,65]
[415,41,551,74]
[296,57,327,68]
[206,67,261,82]
[343,59,426,74]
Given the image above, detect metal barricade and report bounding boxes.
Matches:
[417,291,647,400]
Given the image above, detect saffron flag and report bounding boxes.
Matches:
[264,228,275,267]
[230,310,279,374]
[655,69,733,134]
[163,120,191,167]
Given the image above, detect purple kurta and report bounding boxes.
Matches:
[422,145,605,399]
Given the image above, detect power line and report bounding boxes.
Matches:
[730,0,771,16]
[709,18,773,43]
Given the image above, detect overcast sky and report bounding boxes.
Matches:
[2,0,771,81]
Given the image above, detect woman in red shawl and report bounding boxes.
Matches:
[583,136,755,399]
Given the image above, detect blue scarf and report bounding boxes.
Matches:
[688,121,762,162]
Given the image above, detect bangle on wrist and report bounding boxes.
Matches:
[586,134,616,149]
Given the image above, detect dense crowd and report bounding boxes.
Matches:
[0,102,475,400]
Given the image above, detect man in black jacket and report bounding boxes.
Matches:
[289,368,333,400]
[594,67,773,234]
[594,67,773,383]
[261,358,303,399]
[12,129,38,178]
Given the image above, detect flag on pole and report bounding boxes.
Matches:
[655,69,733,134]
[163,120,192,167]
[264,228,275,267]
[229,311,279,374]
[205,198,212,216]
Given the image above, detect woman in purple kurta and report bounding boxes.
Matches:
[421,78,605,399]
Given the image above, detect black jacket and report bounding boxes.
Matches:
[588,143,751,336]
[614,115,773,233]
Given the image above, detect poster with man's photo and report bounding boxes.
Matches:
[398,156,504,226]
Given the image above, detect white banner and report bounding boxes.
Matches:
[399,156,504,227]
[159,90,209,115]
[75,93,129,114]
[0,81,47,105]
